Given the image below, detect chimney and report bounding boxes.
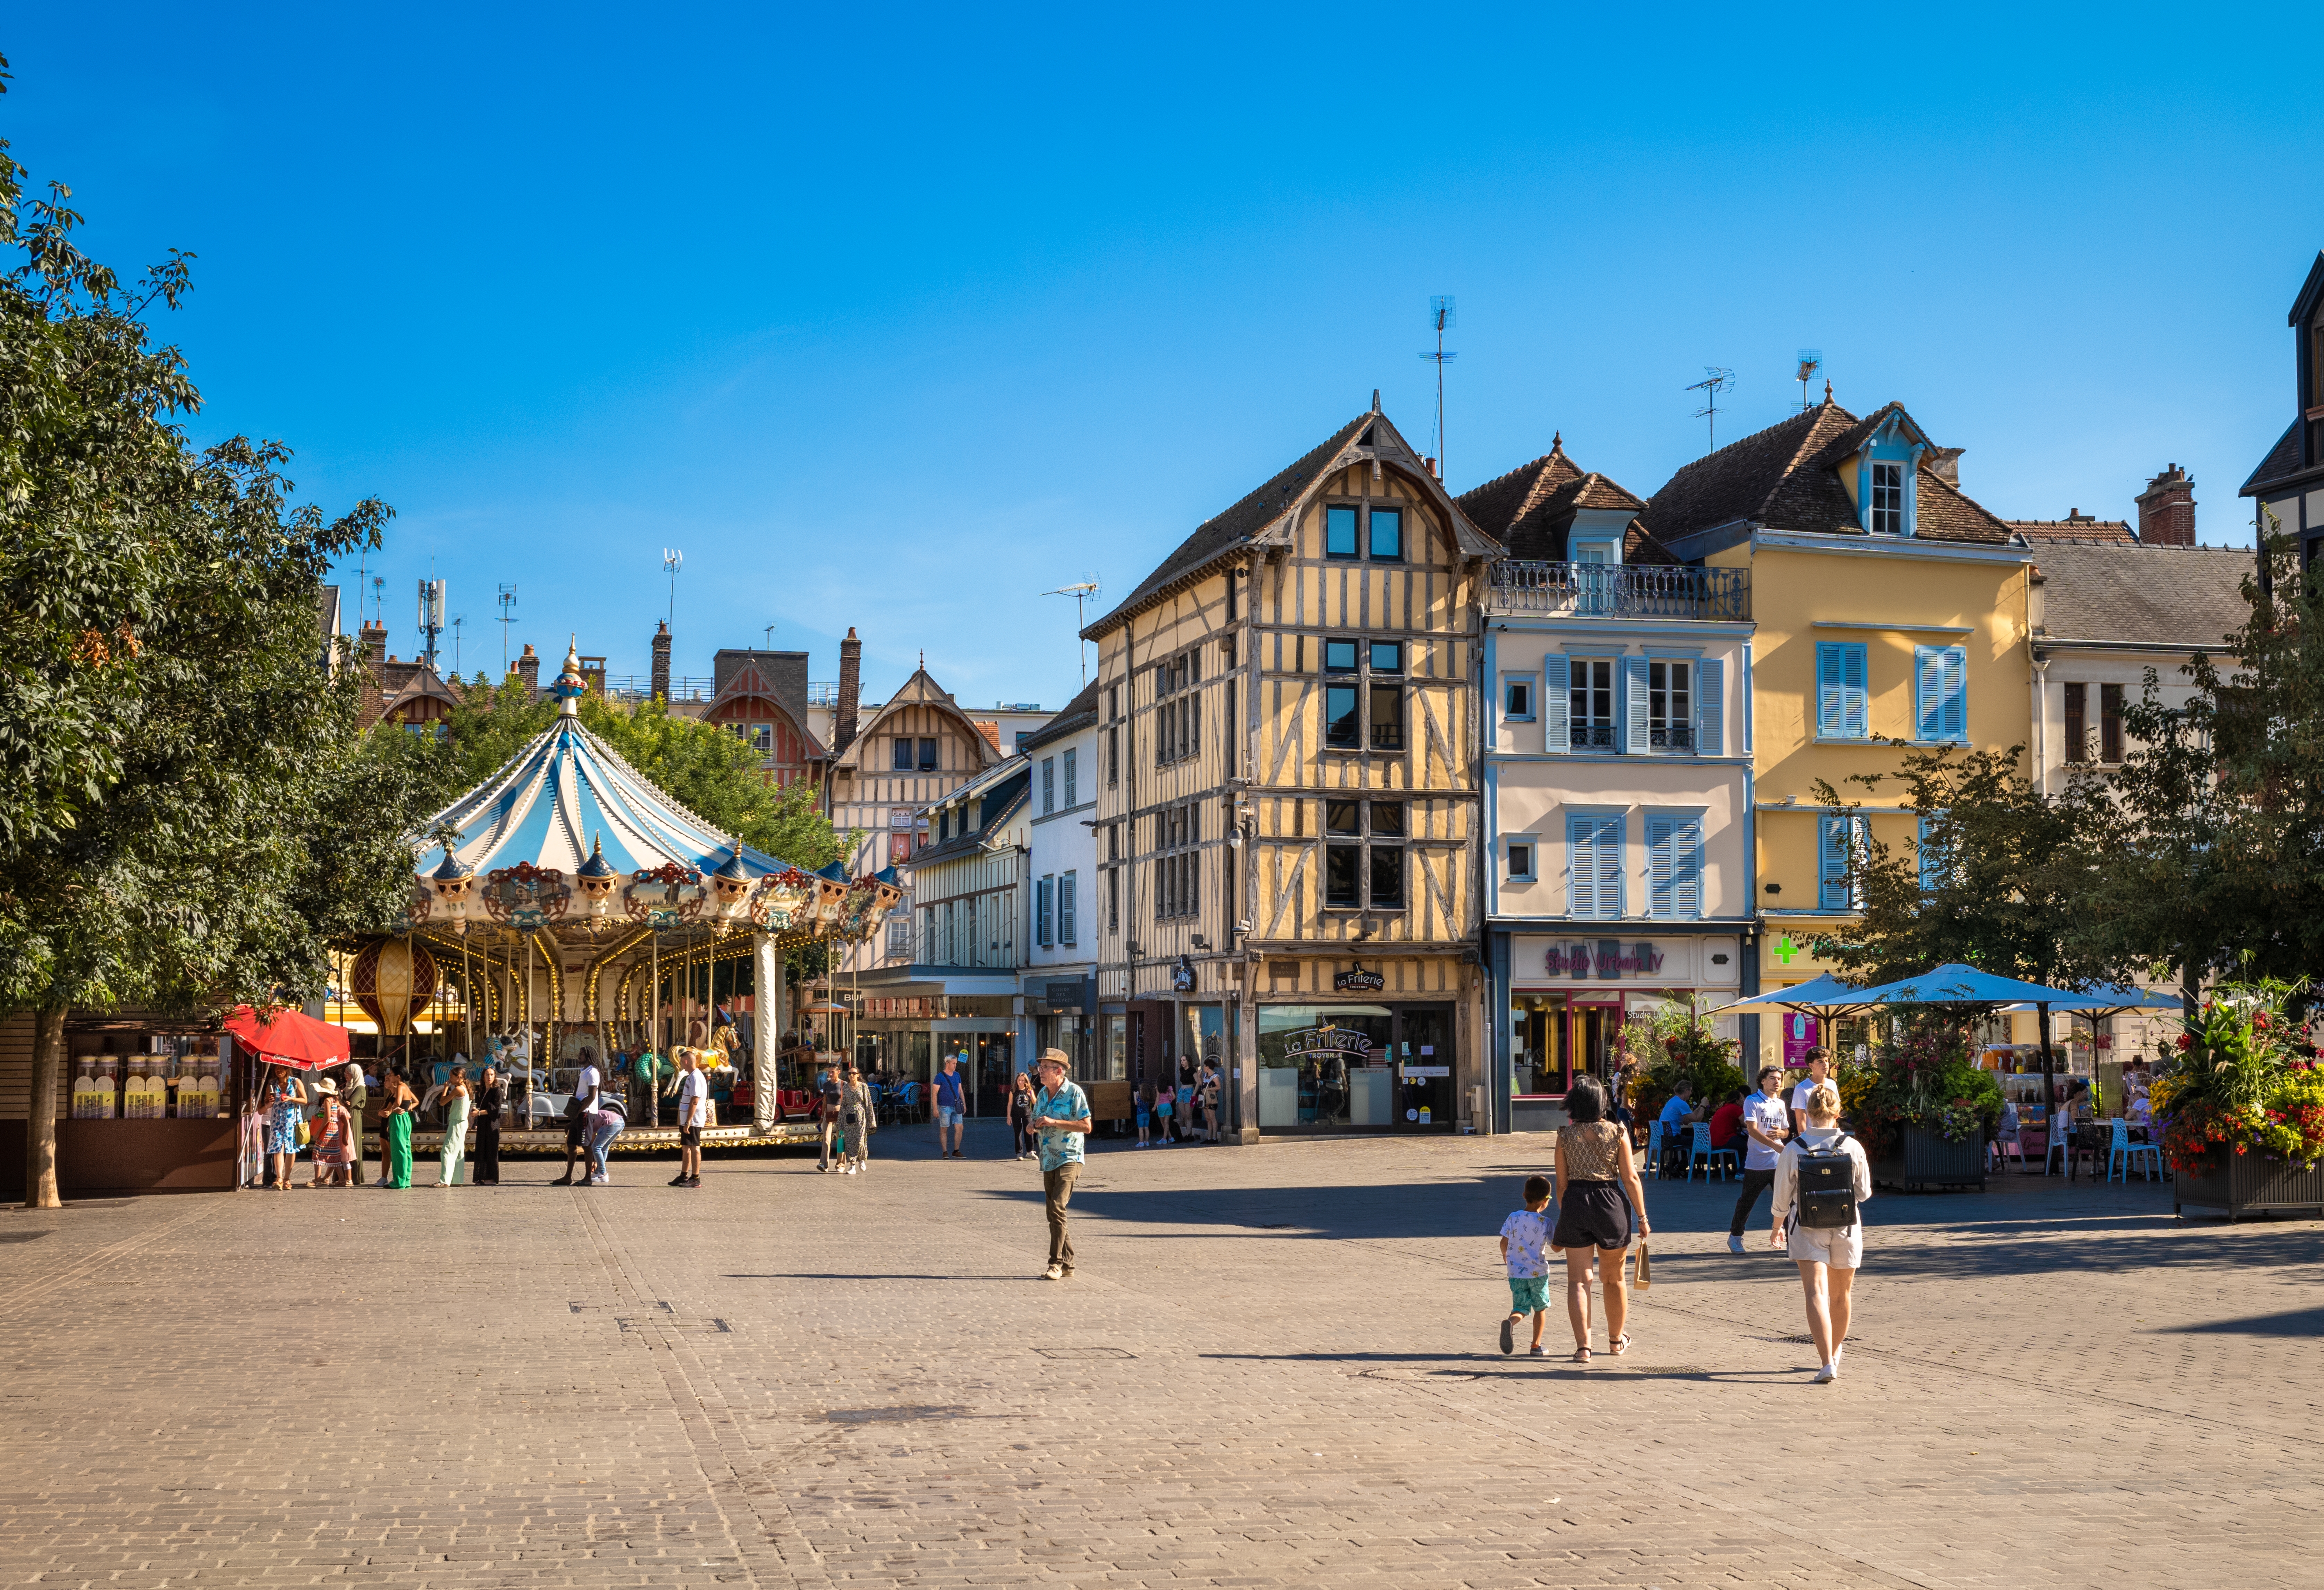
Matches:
[2135,464,2196,546]
[517,643,541,700]
[359,620,387,668]
[1928,446,1965,488]
[836,627,862,753]
[651,620,672,702]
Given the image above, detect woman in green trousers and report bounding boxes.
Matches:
[382,1069,417,1189]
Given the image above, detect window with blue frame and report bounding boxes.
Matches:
[1917,813,1948,892]
[1816,643,1869,739]
[1819,813,1868,910]
[1869,461,1905,534]
[1506,839,1536,882]
[1567,814,1624,919]
[1503,675,1534,722]
[1914,645,1968,743]
[1646,813,1704,920]
[1368,506,1403,560]
[1325,505,1359,558]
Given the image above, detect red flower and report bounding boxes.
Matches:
[2177,1035,2194,1051]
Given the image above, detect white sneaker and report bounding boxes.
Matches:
[1043,1263,1064,1281]
[1726,1233,1744,1254]
[1813,1362,1838,1384]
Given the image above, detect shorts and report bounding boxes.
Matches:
[1786,1220,1864,1269]
[1551,1180,1631,1252]
[1508,1276,1551,1314]
[565,1114,587,1149]
[1136,1109,1151,1127]
[937,1106,963,1128]
[678,1125,701,1148]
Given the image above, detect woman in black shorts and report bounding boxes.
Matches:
[1552,1076,1652,1363]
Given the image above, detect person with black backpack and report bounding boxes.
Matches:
[1769,1078,1872,1384]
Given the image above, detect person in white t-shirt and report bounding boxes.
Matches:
[1726,1065,1793,1252]
[554,1053,602,1187]
[1789,1051,1834,1135]
[671,1049,712,1189]
[1497,1175,1555,1357]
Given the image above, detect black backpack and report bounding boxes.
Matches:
[1794,1133,1860,1230]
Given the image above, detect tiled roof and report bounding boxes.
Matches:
[2032,542,2253,650]
[1454,438,1677,564]
[1642,397,2012,546]
[1084,408,1496,639]
[2240,420,2313,497]
[2004,518,2138,546]
[1019,678,1101,755]
[911,767,1031,866]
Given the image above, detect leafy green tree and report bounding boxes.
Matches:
[0,109,428,1207]
[2072,529,2324,999]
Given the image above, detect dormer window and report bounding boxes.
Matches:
[1869,462,1905,534]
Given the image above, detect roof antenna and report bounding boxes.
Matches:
[1686,367,1736,453]
[1794,349,1823,413]
[496,583,519,677]
[1043,579,1103,690]
[1419,296,1456,482]
[661,548,683,625]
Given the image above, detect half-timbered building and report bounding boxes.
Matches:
[1082,399,1495,1141]
[702,648,828,790]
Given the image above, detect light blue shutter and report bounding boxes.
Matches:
[1916,646,1945,741]
[1598,816,1626,917]
[1819,814,1853,910]
[1623,657,1651,754]
[1674,816,1703,919]
[1060,873,1077,945]
[1842,645,1868,738]
[1940,647,1968,741]
[1542,655,1570,753]
[1695,657,1724,755]
[1816,644,1844,737]
[1037,877,1054,947]
[1646,815,1675,918]
[1569,815,1623,918]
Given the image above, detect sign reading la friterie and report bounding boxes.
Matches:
[1333,965,1386,992]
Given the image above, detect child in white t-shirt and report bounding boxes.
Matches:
[1497,1175,1555,1357]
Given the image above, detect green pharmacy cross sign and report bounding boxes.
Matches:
[1775,935,1801,966]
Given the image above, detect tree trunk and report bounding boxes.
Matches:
[2038,1002,2055,1115]
[24,1005,65,1209]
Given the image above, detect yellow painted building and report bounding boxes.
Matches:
[1646,396,2033,1068]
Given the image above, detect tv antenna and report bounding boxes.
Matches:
[1794,349,1823,412]
[1419,295,1457,481]
[450,614,467,676]
[1687,367,1736,453]
[370,575,386,630]
[416,572,446,669]
[496,583,519,675]
[1042,579,1102,689]
[662,549,683,625]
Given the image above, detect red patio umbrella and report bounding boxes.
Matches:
[223,1006,352,1071]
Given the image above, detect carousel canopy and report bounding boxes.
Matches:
[424,642,802,881]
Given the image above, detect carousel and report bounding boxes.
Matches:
[370,641,899,1154]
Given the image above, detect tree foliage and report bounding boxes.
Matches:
[1808,743,2124,991]
[2069,531,2324,991]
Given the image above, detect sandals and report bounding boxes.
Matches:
[1610,1332,1632,1356]
[1571,1345,1592,1364]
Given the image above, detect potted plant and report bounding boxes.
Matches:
[2153,975,2324,1221]
[1839,1008,2002,1192]
[1619,996,1745,1161]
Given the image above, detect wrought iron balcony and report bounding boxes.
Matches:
[1487,560,1750,620]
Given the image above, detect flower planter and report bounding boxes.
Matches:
[1871,1123,1988,1192]
[2174,1155,2324,1221]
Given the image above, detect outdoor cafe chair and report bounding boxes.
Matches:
[2107,1118,2165,1183]
[1646,1120,1666,1178]
[1689,1123,1739,1181]
[2045,1110,2074,1176]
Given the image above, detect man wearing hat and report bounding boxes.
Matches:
[1029,1048,1092,1280]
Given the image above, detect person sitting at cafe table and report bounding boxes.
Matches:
[1657,1079,1703,1177]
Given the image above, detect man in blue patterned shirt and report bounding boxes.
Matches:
[1031,1049,1091,1280]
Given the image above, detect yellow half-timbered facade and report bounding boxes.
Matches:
[1083,401,1496,1140]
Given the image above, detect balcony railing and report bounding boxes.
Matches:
[1487,560,1750,620]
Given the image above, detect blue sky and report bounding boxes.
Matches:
[9,5,2322,708]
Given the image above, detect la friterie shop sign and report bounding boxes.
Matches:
[1333,965,1386,993]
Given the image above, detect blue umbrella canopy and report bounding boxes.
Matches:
[1846,963,2146,1010]
[1705,973,1867,1018]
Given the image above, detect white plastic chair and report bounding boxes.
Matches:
[2044,1108,2074,1176]
[2108,1117,2163,1183]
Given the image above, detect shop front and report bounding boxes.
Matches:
[1256,1001,1458,1132]
[1505,933,1742,1133]
[3,1008,242,1196]
[853,993,1017,1113]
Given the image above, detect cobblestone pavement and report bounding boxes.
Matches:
[4,1121,2318,1590]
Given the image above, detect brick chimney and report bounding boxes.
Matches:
[2136,464,2195,545]
[836,627,862,754]
[517,643,540,699]
[359,620,388,668]
[651,620,672,703]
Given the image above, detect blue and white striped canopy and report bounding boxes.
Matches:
[419,715,798,881]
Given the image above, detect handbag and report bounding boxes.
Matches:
[1629,1242,1653,1291]
[296,1118,311,1148]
